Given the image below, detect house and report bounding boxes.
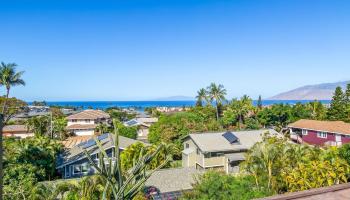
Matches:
[2,125,34,138]
[56,133,140,178]
[124,117,158,140]
[259,182,350,200]
[66,109,110,136]
[182,129,280,173]
[288,119,350,146]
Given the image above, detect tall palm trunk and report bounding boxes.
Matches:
[0,113,3,200]
[1,88,10,115]
[0,88,8,200]
[215,101,219,121]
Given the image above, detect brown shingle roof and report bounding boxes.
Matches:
[66,109,110,120]
[66,124,97,130]
[61,136,93,149]
[288,119,350,135]
[3,125,28,133]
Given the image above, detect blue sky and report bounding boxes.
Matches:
[1,0,350,101]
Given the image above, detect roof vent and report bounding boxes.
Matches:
[222,132,239,144]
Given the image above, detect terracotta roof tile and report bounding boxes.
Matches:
[61,136,93,149]
[288,119,350,135]
[66,109,110,120]
[3,125,28,133]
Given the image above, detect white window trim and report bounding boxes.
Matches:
[302,129,308,135]
[317,132,327,138]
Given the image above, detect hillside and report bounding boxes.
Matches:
[269,81,350,100]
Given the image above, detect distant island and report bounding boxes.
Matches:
[269,80,350,100]
[151,95,195,101]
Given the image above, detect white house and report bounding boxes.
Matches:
[66,109,110,136]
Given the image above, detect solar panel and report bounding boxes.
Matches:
[126,120,138,126]
[82,139,96,149]
[77,141,87,147]
[222,132,238,144]
[97,133,108,141]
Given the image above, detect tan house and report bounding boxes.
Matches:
[3,125,34,138]
[182,129,280,173]
[66,109,110,136]
[124,117,158,140]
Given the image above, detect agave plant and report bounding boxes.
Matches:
[84,119,171,199]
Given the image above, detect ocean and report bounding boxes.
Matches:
[36,100,332,111]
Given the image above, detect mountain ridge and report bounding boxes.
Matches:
[151,95,195,101]
[269,81,350,100]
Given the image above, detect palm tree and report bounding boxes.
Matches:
[95,123,109,135]
[207,83,227,120]
[0,62,25,114]
[195,88,209,107]
[84,119,171,199]
[0,62,25,198]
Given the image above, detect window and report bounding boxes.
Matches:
[73,165,81,174]
[72,119,77,123]
[317,132,327,138]
[85,119,91,123]
[204,152,224,158]
[196,148,200,155]
[73,163,90,175]
[185,143,189,149]
[302,129,308,135]
[81,163,89,173]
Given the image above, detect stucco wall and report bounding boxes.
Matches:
[74,129,95,136]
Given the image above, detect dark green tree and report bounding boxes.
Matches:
[257,95,263,110]
[344,84,350,121]
[327,86,346,121]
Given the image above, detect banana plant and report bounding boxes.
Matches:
[84,119,171,199]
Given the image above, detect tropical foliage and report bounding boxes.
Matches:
[0,96,27,123]
[148,109,221,155]
[3,136,62,199]
[241,134,350,193]
[182,171,272,200]
[83,119,171,199]
[26,114,68,139]
[106,107,136,122]
[121,142,177,171]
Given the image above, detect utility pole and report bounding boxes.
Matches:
[50,112,53,139]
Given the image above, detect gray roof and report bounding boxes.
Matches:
[145,167,201,193]
[225,153,246,161]
[187,129,280,153]
[56,133,141,168]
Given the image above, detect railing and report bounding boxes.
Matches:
[290,134,303,144]
[324,141,342,146]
